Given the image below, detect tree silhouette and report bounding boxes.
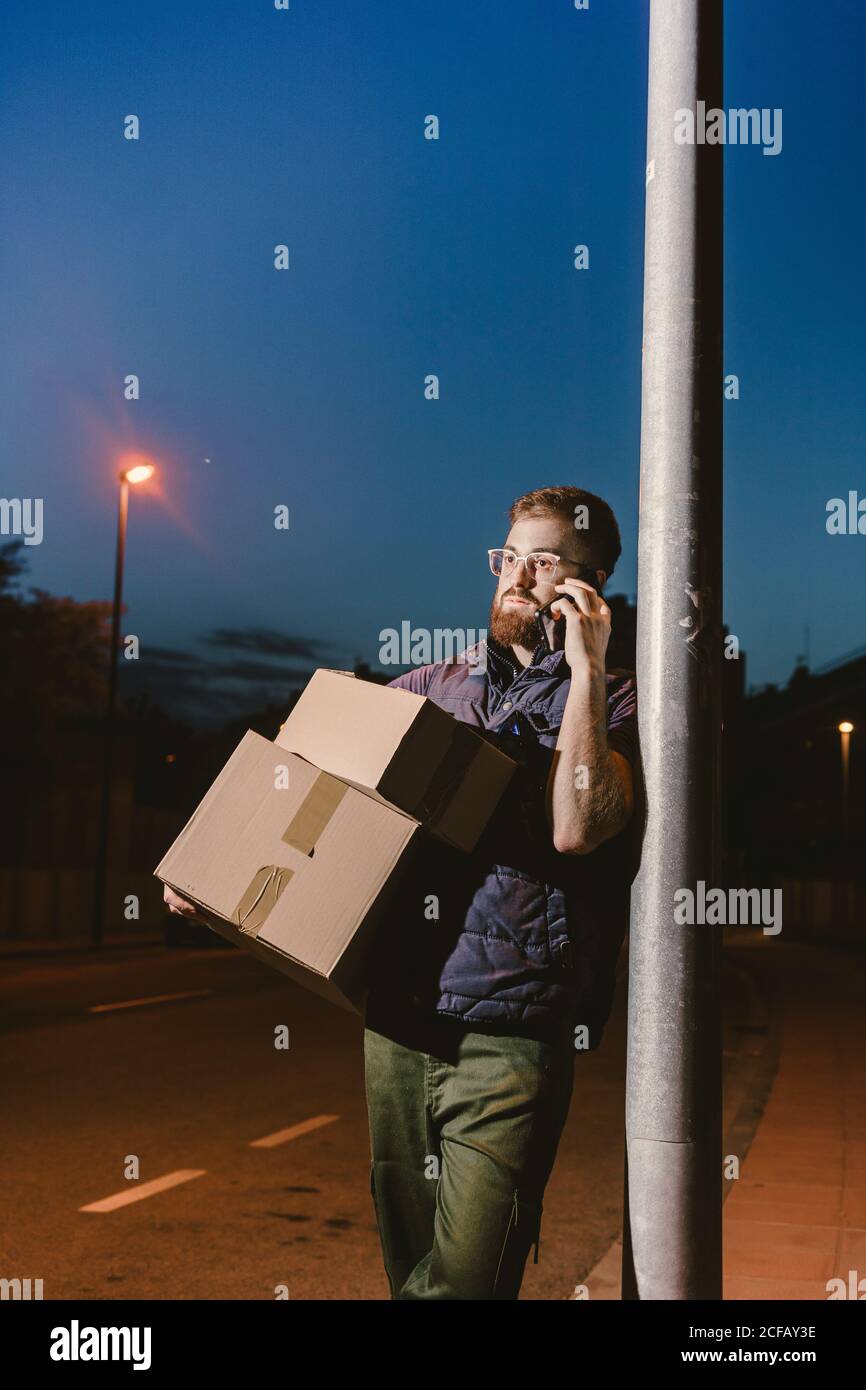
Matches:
[0,540,113,862]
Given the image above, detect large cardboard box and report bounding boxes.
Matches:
[275,669,515,852]
[156,732,420,1013]
[156,676,517,1013]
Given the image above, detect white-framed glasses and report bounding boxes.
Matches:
[487,548,587,583]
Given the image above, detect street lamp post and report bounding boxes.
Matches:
[623,0,724,1300]
[839,721,854,847]
[91,461,155,947]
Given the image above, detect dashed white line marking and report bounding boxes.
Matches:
[80,1170,207,1213]
[88,989,211,1013]
[250,1114,340,1148]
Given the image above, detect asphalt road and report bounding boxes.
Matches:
[0,934,757,1300]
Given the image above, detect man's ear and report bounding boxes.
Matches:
[596,570,607,591]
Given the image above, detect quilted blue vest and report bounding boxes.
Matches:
[364,635,639,1049]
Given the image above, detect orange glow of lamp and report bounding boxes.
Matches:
[121,460,156,485]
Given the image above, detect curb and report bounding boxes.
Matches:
[571,955,784,1300]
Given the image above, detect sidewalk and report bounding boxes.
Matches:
[723,932,866,1299]
[581,931,866,1300]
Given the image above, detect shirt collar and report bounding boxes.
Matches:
[484,634,569,689]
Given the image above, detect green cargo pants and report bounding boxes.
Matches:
[364,1014,575,1300]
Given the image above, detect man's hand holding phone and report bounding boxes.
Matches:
[545,578,611,675]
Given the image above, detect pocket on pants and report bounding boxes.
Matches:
[492,1190,544,1299]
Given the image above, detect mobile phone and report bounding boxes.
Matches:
[533,573,602,654]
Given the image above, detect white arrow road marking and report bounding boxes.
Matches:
[80,1170,208,1213]
[250,1115,340,1148]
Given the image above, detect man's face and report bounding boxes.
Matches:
[487,515,603,650]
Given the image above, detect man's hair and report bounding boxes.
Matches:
[508,484,622,580]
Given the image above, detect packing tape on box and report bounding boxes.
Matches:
[232,864,294,937]
[281,770,349,854]
[231,771,349,937]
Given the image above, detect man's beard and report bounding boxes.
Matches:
[487,591,540,649]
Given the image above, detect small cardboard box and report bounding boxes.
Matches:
[275,669,515,852]
[155,731,420,1013]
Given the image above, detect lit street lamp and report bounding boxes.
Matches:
[91,459,156,946]
[838,721,854,848]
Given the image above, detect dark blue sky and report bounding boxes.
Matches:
[2,0,864,722]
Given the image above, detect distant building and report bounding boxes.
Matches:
[737,646,865,880]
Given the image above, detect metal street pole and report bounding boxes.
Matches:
[91,476,129,947]
[839,723,852,847]
[622,0,724,1299]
